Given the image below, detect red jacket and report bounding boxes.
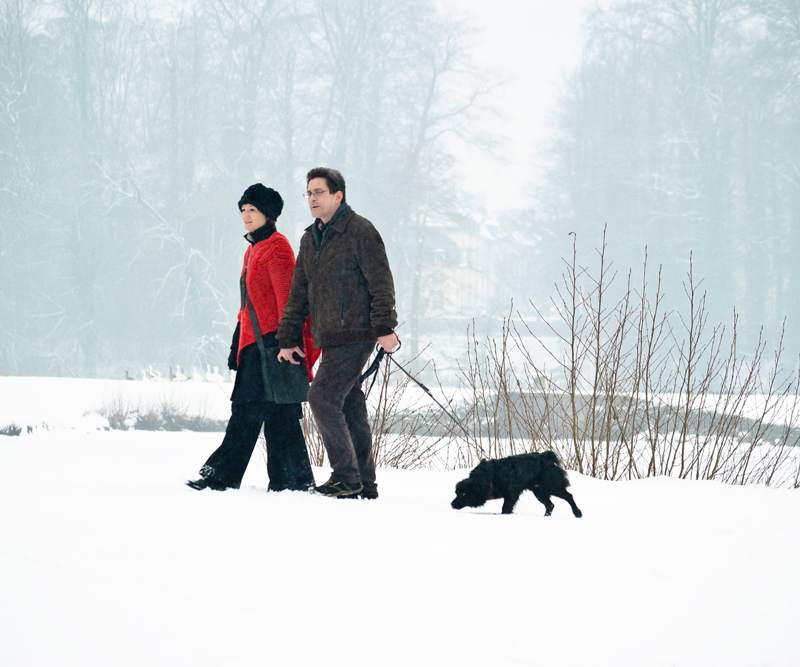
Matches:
[238,230,319,381]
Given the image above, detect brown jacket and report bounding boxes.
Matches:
[277,204,397,349]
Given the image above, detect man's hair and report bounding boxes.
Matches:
[307,167,346,202]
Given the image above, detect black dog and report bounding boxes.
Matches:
[451,451,582,517]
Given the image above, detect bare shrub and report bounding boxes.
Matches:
[367,348,456,470]
[100,394,132,430]
[302,403,326,467]
[0,423,22,437]
[451,230,800,488]
[99,393,227,432]
[298,347,464,471]
[133,407,164,431]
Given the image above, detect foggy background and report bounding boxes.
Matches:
[1,0,798,379]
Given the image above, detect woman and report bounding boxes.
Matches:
[186,184,319,492]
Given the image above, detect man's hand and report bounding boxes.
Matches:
[377,333,400,353]
[277,347,305,364]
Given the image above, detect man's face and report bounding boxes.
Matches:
[306,177,342,223]
[241,204,267,232]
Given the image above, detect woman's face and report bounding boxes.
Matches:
[241,204,268,232]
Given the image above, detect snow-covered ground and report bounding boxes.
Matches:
[1,377,799,666]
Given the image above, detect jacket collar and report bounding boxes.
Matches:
[244,222,277,246]
[325,202,352,231]
[310,203,352,247]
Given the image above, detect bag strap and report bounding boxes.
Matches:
[242,258,273,403]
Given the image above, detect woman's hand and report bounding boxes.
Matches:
[277,347,305,364]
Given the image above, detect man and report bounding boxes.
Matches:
[276,167,398,499]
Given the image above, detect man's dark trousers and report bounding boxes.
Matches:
[307,342,376,491]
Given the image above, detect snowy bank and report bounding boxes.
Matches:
[0,376,233,433]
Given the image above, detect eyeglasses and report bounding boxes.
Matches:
[303,188,329,199]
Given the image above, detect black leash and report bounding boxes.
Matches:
[359,345,387,398]
[359,342,491,459]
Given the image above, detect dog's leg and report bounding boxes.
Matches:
[501,489,522,514]
[552,488,582,518]
[532,486,555,516]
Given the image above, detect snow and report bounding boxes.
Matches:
[1,377,800,666]
[0,377,233,431]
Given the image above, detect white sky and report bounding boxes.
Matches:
[437,0,601,214]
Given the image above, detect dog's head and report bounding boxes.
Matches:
[451,463,493,510]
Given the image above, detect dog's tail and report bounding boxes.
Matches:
[541,450,572,487]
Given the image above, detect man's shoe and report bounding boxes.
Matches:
[313,478,363,498]
[358,486,379,500]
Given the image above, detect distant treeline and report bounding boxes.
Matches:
[538,0,800,357]
[0,0,499,377]
[2,0,799,379]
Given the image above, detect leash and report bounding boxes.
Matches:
[359,342,491,460]
[359,345,388,398]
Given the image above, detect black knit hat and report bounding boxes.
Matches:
[238,183,284,221]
